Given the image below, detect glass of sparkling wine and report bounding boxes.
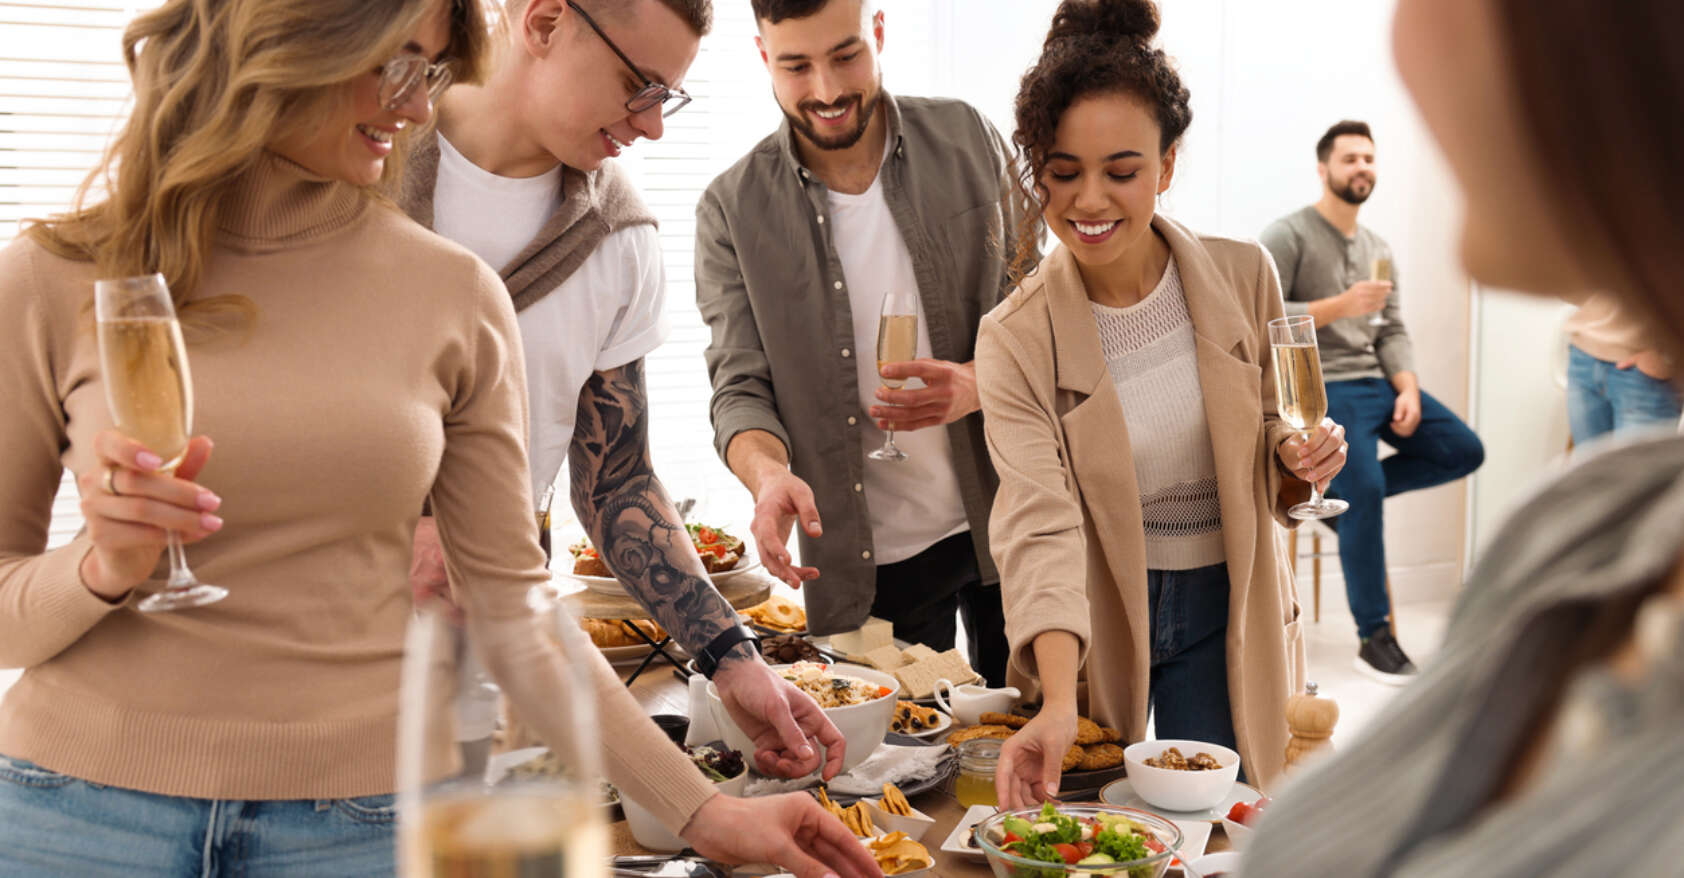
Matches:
[1368,257,1392,327]
[94,274,227,612]
[868,289,919,462]
[398,598,607,878]
[1268,315,1349,520]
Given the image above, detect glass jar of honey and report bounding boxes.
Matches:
[953,738,1002,808]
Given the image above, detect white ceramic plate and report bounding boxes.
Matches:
[937,803,995,861]
[890,709,953,741]
[566,555,764,596]
[1099,777,1265,823]
[1168,818,1213,871]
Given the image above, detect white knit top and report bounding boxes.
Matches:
[1090,256,1226,570]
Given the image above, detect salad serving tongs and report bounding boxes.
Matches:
[611,854,730,878]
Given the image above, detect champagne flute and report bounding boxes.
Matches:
[1268,315,1349,520]
[868,289,919,462]
[94,274,227,612]
[399,598,607,877]
[1367,258,1392,327]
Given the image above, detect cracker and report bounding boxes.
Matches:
[900,643,939,663]
[864,645,907,672]
[893,648,978,699]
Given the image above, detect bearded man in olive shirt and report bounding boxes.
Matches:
[1261,120,1484,686]
[695,0,1021,684]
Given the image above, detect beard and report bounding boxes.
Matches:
[782,78,884,152]
[1334,173,1376,205]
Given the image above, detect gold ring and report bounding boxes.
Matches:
[102,466,121,497]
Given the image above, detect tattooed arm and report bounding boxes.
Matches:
[570,360,848,779]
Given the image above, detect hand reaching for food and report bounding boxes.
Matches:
[714,659,848,780]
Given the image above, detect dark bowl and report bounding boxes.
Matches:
[651,713,690,745]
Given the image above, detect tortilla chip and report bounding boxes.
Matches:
[868,832,933,874]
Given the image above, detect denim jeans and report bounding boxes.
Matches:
[870,531,1010,687]
[1324,378,1484,638]
[0,754,395,877]
[1566,345,1683,444]
[1147,563,1238,759]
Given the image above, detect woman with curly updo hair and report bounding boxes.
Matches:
[978,0,1349,807]
[0,1,880,874]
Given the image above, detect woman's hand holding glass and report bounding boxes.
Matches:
[994,704,1077,811]
[1276,418,1348,493]
[76,430,221,600]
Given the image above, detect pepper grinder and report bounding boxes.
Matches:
[1284,681,1339,770]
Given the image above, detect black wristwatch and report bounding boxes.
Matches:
[694,623,760,679]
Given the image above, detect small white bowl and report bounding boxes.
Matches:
[622,764,747,851]
[1220,815,1253,849]
[862,797,937,843]
[707,662,899,776]
[1121,739,1240,813]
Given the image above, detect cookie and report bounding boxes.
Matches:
[1074,716,1106,746]
[979,711,1030,729]
[1060,744,1084,772]
[946,724,1016,747]
[1098,726,1122,743]
[1078,743,1126,771]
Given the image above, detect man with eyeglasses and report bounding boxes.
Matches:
[396,0,848,794]
[696,0,1024,685]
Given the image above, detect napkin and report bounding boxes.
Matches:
[743,743,951,798]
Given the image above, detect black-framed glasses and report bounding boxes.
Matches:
[378,51,453,113]
[566,0,693,118]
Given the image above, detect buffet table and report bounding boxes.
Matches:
[607,648,1232,876]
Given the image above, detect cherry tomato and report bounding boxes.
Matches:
[1002,831,1022,844]
[1226,801,1256,826]
[1052,844,1083,865]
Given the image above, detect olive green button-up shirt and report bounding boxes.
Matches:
[694,92,1022,634]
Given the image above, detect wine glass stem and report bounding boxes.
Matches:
[884,429,896,452]
[1302,430,1325,505]
[164,530,197,589]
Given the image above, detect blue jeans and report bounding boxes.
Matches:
[1325,378,1484,639]
[1566,345,1683,443]
[0,754,395,877]
[1147,563,1238,759]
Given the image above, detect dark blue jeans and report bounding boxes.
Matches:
[1325,378,1484,638]
[1147,563,1238,758]
[1566,345,1683,443]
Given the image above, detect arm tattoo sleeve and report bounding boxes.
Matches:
[569,359,756,668]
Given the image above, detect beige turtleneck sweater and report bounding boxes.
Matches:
[0,153,714,829]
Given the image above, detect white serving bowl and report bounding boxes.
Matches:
[707,662,898,776]
[1121,739,1240,813]
[1220,814,1253,849]
[622,759,747,851]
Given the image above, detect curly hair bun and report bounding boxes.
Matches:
[1045,0,1160,49]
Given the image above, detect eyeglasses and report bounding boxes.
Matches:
[566,0,693,118]
[378,51,453,113]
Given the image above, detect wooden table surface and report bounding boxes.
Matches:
[607,657,1230,876]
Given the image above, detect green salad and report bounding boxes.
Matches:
[987,802,1166,877]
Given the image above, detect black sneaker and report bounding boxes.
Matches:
[1354,625,1417,685]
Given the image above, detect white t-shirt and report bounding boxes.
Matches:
[827,161,970,566]
[432,134,669,500]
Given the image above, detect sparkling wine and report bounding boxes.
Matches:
[1273,343,1328,432]
[1370,257,1393,282]
[98,316,192,469]
[875,313,918,389]
[412,790,606,878]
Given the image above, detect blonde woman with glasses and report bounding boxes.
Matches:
[0,1,878,876]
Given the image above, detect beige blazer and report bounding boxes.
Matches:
[975,214,1308,788]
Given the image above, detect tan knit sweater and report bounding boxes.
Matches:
[0,153,713,829]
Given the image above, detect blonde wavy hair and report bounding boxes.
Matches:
[26,0,492,326]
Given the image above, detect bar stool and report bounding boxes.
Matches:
[1286,521,1395,633]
